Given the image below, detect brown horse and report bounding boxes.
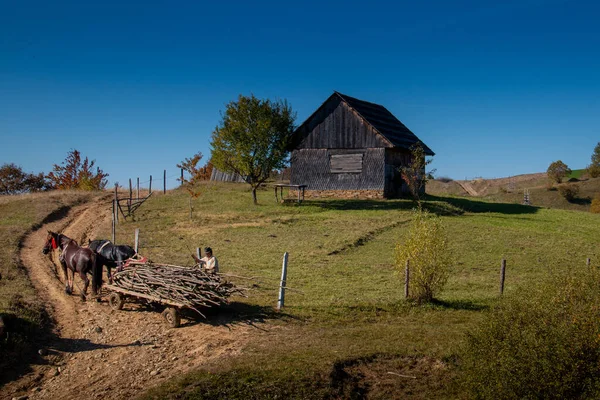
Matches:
[42,231,102,300]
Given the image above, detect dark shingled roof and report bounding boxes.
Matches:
[333,92,434,155]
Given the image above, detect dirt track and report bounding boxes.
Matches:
[2,197,255,400]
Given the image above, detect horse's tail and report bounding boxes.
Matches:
[91,252,103,296]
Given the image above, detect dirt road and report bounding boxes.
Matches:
[456,181,479,196]
[2,197,255,400]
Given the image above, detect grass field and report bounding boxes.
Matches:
[0,191,93,383]
[90,182,600,399]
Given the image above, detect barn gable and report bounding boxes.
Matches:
[292,92,434,156]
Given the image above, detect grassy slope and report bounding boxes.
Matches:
[0,191,93,382]
[94,182,600,399]
[430,173,600,212]
[485,176,600,211]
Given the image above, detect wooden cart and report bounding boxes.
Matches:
[105,284,185,328]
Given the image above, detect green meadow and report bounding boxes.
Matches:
[93,182,600,399]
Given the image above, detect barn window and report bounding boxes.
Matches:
[329,153,363,173]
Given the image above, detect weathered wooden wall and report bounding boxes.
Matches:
[290,148,385,191]
[210,168,245,183]
[293,97,391,150]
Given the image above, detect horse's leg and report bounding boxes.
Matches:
[61,261,72,295]
[80,270,89,301]
[69,267,76,294]
[107,266,113,284]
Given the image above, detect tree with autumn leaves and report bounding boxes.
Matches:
[0,163,52,194]
[47,149,108,191]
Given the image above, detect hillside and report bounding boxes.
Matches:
[3,184,600,399]
[428,171,598,212]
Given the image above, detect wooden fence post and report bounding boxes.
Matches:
[277,252,289,310]
[196,247,201,261]
[404,259,410,299]
[500,259,506,295]
[114,184,119,224]
[128,179,132,213]
[136,177,140,201]
[149,175,152,194]
[181,168,184,186]
[587,258,591,267]
[111,200,116,243]
[163,170,166,194]
[134,228,140,253]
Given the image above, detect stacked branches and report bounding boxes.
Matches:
[111,263,244,317]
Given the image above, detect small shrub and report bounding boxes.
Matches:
[547,160,571,184]
[557,183,579,202]
[587,142,600,178]
[394,210,453,303]
[588,164,600,178]
[460,268,600,399]
[590,194,600,213]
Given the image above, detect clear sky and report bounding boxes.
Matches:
[1,0,599,187]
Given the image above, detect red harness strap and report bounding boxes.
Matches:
[51,237,57,249]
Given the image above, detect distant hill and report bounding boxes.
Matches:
[427,170,598,212]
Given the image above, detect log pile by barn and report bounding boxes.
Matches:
[289,92,434,198]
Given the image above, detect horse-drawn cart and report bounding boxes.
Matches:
[105,283,187,327]
[104,261,242,328]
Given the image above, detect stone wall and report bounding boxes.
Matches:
[292,189,385,200]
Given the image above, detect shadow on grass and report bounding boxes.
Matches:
[569,197,591,206]
[428,299,489,311]
[304,195,540,216]
[182,302,296,329]
[426,195,540,215]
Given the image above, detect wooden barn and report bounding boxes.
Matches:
[289,92,434,198]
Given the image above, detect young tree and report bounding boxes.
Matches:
[547,160,571,185]
[47,149,108,190]
[399,143,435,206]
[177,152,211,219]
[587,142,600,178]
[0,163,52,194]
[395,210,453,303]
[210,94,296,205]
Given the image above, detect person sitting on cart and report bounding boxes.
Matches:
[193,247,219,274]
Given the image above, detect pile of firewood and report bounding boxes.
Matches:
[111,262,243,317]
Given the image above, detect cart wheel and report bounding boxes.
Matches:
[109,292,124,310]
[162,307,180,328]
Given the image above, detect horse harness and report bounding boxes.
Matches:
[97,240,111,253]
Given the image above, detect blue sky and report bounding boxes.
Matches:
[1,0,599,187]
